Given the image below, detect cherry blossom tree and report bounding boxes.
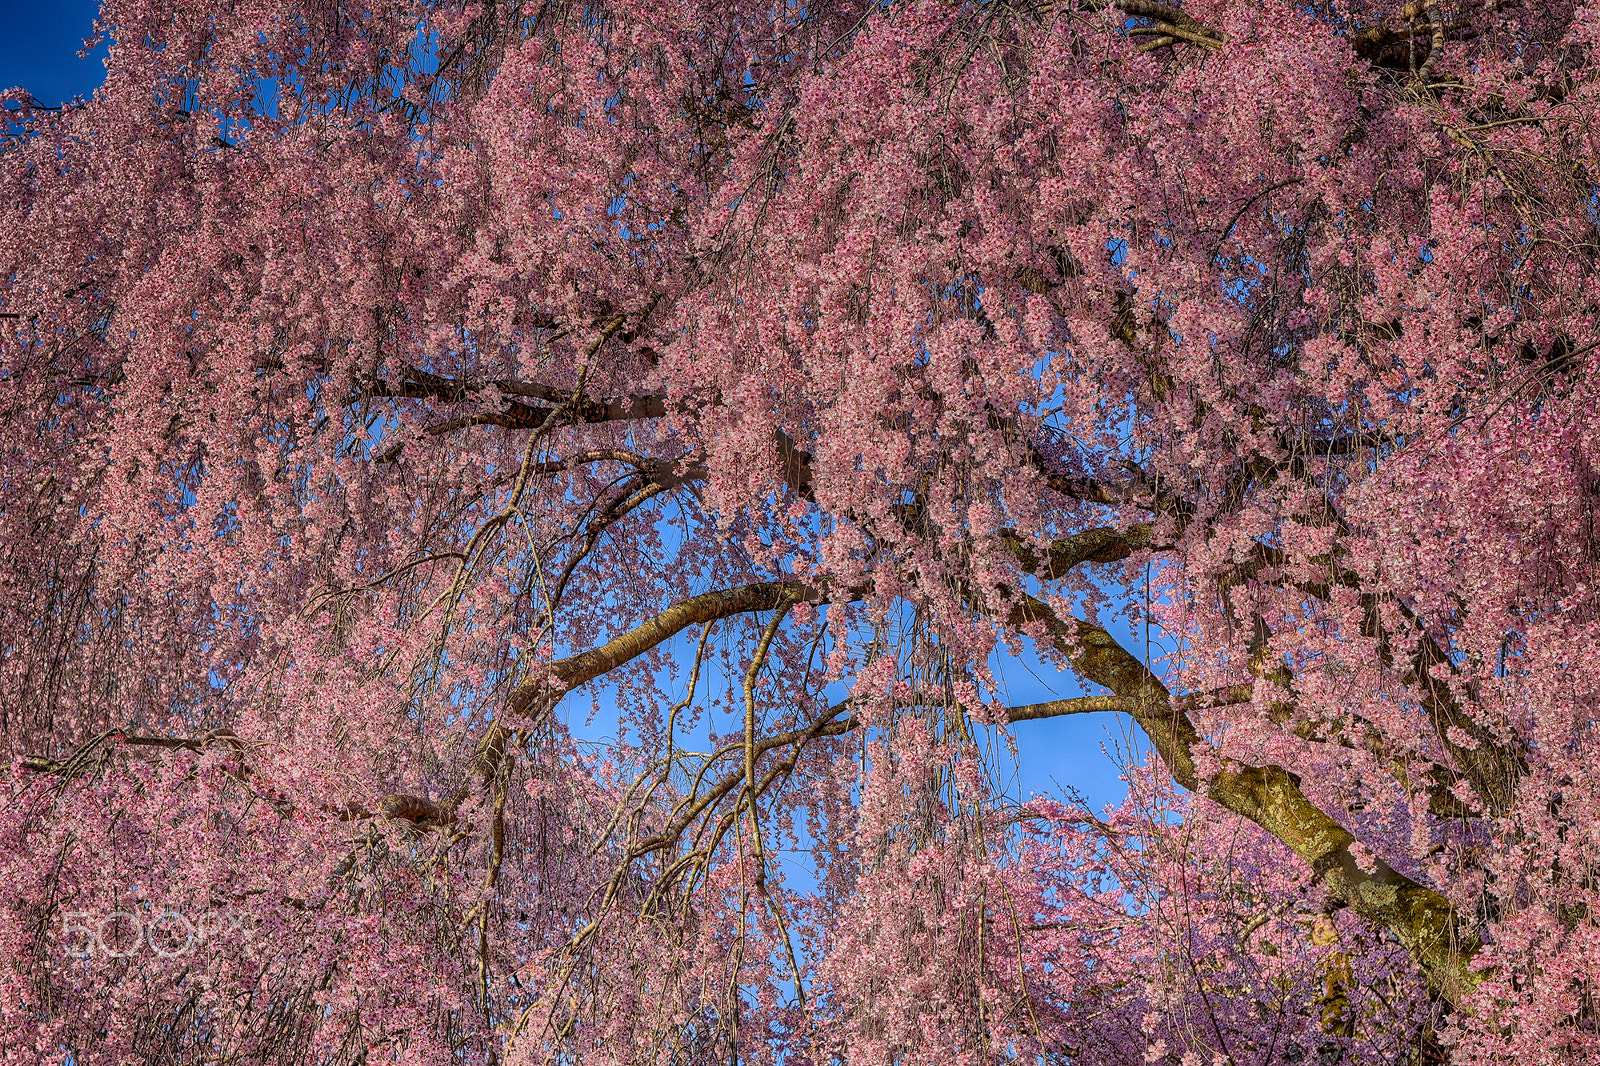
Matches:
[2,0,1597,1062]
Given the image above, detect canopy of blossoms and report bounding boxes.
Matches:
[2,0,1598,1062]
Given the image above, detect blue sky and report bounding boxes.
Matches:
[0,1,106,106]
[1,0,1148,814]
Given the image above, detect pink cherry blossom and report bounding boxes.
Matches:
[3,0,1599,1062]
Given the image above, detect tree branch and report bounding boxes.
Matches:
[1001,523,1161,579]
[1115,0,1226,48]
[506,580,856,720]
[1003,591,1479,1001]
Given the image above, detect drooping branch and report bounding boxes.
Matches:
[583,676,1265,949]
[538,475,676,618]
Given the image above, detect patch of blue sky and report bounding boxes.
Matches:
[0,0,108,108]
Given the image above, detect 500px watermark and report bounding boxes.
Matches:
[60,907,254,958]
